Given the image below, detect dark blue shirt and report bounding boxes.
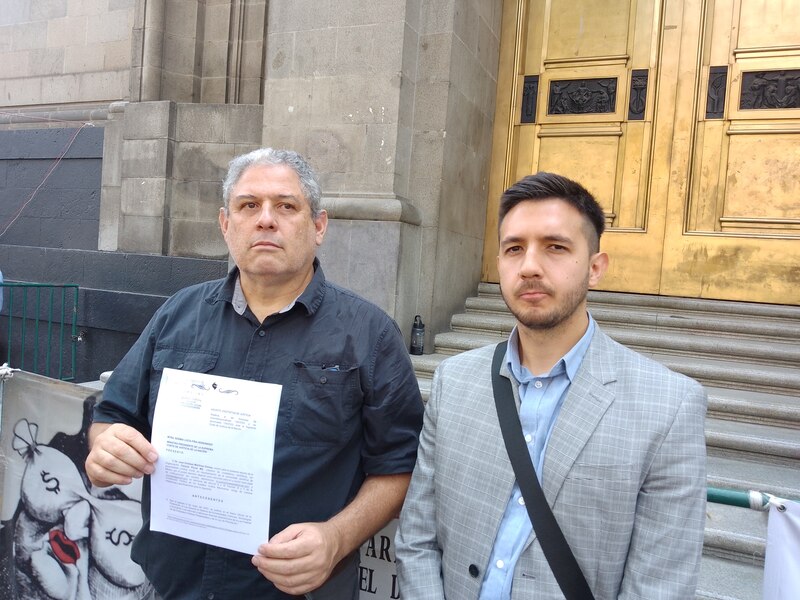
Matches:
[94,261,423,599]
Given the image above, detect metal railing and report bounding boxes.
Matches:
[1,282,79,381]
[708,486,791,511]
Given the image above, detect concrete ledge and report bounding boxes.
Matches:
[322,194,422,225]
[0,103,112,126]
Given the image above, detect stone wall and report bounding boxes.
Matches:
[0,0,134,108]
[425,0,502,339]
[0,127,103,250]
[131,0,267,104]
[100,101,263,257]
[0,125,228,382]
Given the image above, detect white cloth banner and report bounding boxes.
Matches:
[763,499,800,600]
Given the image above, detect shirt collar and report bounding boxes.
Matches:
[208,258,327,317]
[506,313,596,381]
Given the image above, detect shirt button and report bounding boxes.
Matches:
[177,363,184,369]
[525,434,532,443]
[207,594,214,600]
[320,376,328,384]
[496,559,505,569]
[534,380,543,388]
[518,496,526,506]
[258,330,266,337]
[469,564,480,577]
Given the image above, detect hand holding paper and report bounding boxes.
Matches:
[252,520,342,595]
[86,423,158,487]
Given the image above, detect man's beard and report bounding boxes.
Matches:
[501,275,589,331]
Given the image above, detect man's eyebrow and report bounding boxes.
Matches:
[233,193,300,201]
[542,234,573,245]
[499,234,574,245]
[499,235,525,246]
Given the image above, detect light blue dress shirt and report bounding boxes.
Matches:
[479,315,596,599]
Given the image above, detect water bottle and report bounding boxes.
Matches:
[410,315,425,355]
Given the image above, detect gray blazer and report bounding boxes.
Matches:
[396,328,707,599]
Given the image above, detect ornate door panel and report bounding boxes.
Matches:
[483,0,800,304]
[659,0,800,301]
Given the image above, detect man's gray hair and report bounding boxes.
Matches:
[222,148,323,218]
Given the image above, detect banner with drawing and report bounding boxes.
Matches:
[0,371,152,600]
[0,370,402,600]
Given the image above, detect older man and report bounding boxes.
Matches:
[86,148,423,599]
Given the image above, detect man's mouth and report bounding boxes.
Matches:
[252,240,280,249]
[49,529,80,564]
[517,286,550,299]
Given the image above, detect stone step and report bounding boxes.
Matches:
[465,296,800,343]
[697,554,763,600]
[706,386,800,429]
[449,312,800,368]
[706,418,800,467]
[642,351,800,397]
[703,504,768,579]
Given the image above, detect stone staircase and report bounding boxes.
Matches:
[411,284,800,600]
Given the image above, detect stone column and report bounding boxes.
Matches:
[261,0,502,343]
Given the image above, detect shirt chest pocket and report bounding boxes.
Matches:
[288,361,361,446]
[149,349,219,422]
[152,348,219,373]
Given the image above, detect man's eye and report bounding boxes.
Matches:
[505,246,521,254]
[245,202,257,209]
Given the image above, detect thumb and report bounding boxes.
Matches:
[257,523,306,556]
[269,523,305,545]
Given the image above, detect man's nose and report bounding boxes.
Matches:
[256,205,277,228]
[519,249,543,278]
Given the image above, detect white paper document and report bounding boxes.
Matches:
[149,368,281,555]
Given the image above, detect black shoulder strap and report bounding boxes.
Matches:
[491,341,595,600]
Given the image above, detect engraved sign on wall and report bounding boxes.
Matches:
[548,78,617,115]
[521,75,539,123]
[706,66,728,119]
[628,69,649,120]
[740,70,800,110]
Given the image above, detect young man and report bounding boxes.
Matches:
[86,148,423,599]
[396,172,707,599]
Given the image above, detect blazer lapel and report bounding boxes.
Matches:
[541,329,617,505]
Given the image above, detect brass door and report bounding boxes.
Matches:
[483,0,800,304]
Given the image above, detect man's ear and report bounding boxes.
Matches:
[588,252,609,287]
[314,209,328,246]
[219,207,228,236]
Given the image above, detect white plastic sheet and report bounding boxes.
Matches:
[763,499,800,600]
